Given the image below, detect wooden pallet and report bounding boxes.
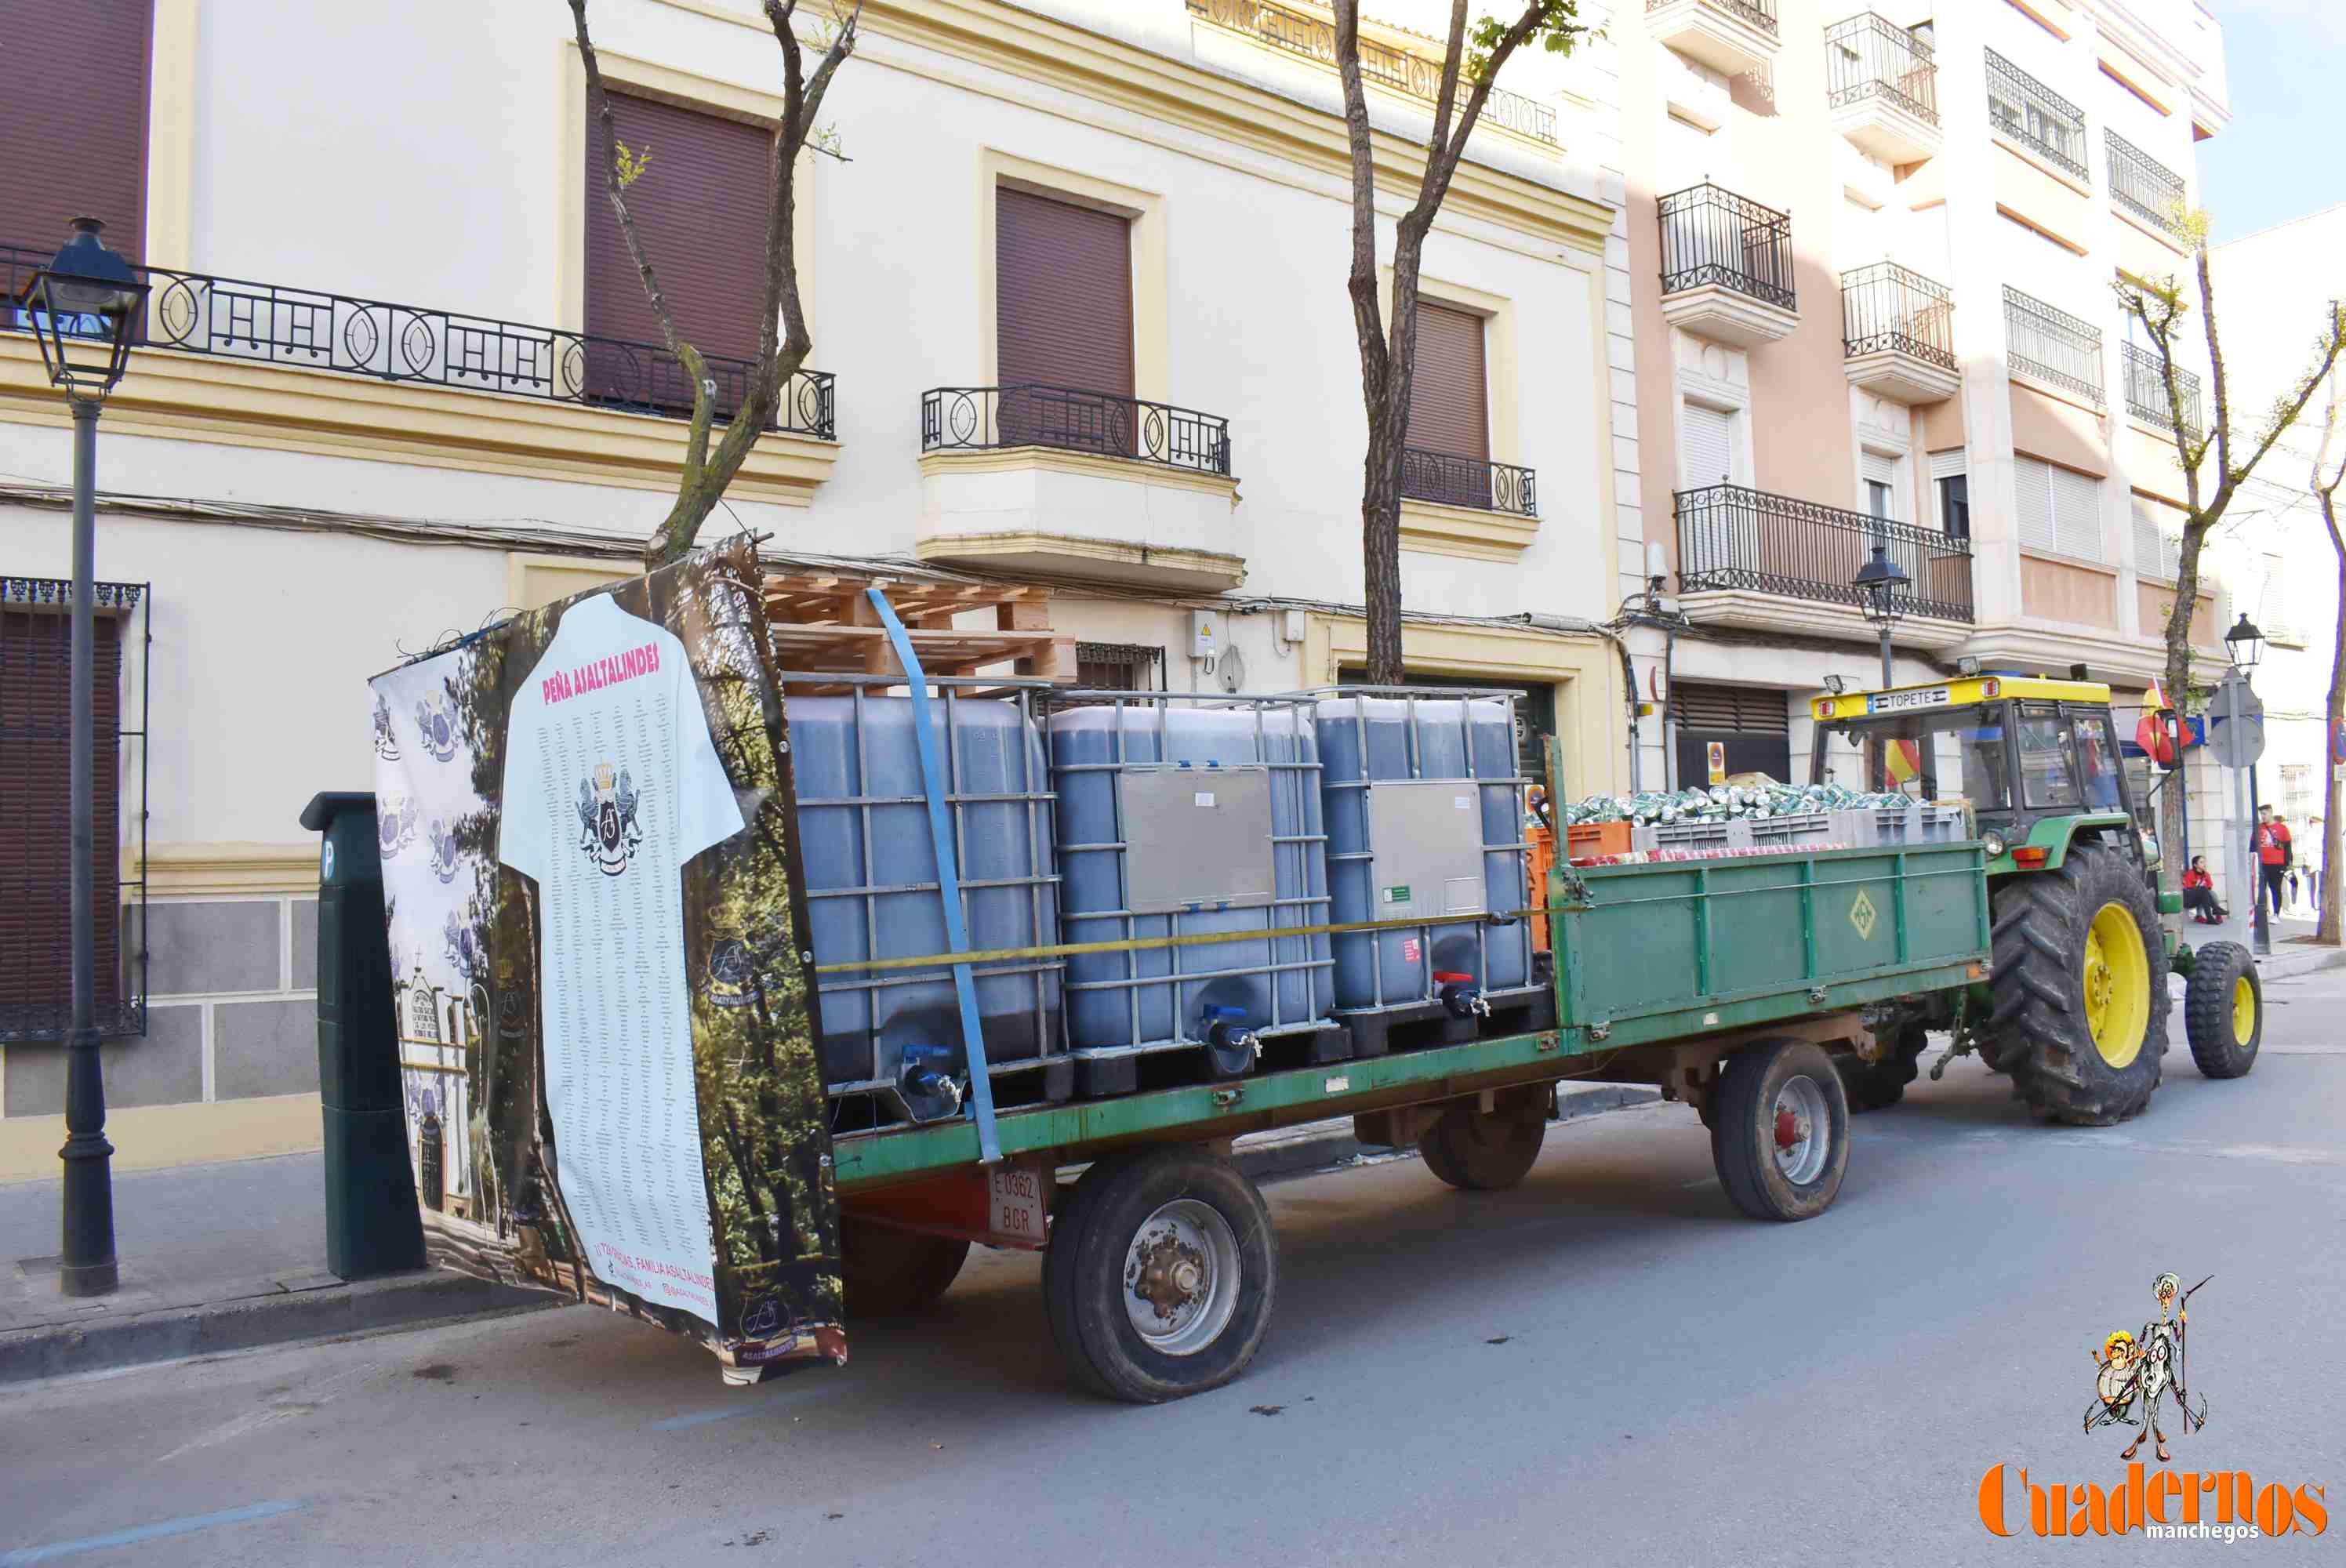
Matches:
[760,569,1074,687]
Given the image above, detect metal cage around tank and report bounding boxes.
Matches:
[779,673,1064,1120]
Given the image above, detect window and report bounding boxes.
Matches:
[1680,401,1736,488]
[1930,450,1970,539]
[997,186,1135,449]
[2076,713,2124,811]
[1073,642,1160,693]
[584,91,772,413]
[1813,710,2013,810]
[1861,450,1899,521]
[0,0,153,260]
[2017,704,2084,808]
[1407,300,1491,459]
[2130,495,2182,581]
[2014,455,2103,561]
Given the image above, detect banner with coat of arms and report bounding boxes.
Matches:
[368,539,844,1375]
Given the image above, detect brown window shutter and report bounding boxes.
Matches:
[583,90,772,413]
[0,0,153,263]
[995,187,1134,452]
[1407,300,1491,462]
[0,604,124,1037]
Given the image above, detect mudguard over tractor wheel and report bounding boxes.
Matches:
[1983,844,2169,1126]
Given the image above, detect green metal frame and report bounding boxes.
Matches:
[1981,811,2132,875]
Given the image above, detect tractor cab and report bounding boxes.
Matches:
[1807,676,2152,877]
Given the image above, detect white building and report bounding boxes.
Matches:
[0,0,1635,1155]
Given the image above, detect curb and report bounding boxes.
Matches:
[2259,945,2346,982]
[1233,1082,1665,1184]
[0,1269,556,1387]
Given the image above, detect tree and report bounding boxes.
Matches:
[1333,2,1589,685]
[566,0,859,572]
[2115,238,2346,717]
[2311,366,2344,946]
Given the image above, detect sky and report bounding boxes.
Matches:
[2197,1,2346,244]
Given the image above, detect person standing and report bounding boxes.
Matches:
[2253,805,2292,919]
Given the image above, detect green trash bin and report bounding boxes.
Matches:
[300,791,427,1280]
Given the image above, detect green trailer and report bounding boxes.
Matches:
[833,834,1989,1403]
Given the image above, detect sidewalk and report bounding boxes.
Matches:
[2177,906,2343,981]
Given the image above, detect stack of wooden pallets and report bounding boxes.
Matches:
[759,567,1075,692]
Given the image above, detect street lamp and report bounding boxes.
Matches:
[21,217,148,1298]
[2223,612,2264,671]
[2217,612,2270,956]
[1854,541,1910,690]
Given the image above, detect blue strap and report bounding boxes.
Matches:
[866,588,1002,1163]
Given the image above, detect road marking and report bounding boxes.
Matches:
[1956,1130,2346,1167]
[2,1501,301,1565]
[651,1380,833,1432]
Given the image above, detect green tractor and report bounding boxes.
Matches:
[1807,675,2261,1124]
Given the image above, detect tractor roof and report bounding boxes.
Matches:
[1810,673,2112,722]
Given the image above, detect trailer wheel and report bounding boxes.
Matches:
[841,1218,970,1317]
[1418,1093,1548,1190]
[2183,941,2261,1080]
[1835,1025,1927,1112]
[1709,1039,1849,1222]
[1043,1148,1276,1403]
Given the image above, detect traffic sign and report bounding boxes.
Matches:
[2206,677,2265,769]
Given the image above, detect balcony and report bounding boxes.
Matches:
[915,384,1244,592]
[1,242,835,437]
[1187,0,1557,145]
[1645,0,1780,78]
[1841,262,1958,403]
[2123,344,2204,438]
[1676,484,1976,642]
[1985,49,2089,183]
[1657,183,1798,347]
[1824,13,1941,164]
[2003,285,2104,407]
[2107,131,2188,238]
[1396,447,1540,561]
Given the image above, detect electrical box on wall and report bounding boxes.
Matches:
[1279,608,1308,647]
[1189,609,1219,662]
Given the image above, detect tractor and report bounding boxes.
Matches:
[1807,674,2261,1125]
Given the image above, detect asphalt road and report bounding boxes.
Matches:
[5,965,2343,1567]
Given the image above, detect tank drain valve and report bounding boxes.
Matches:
[1435,971,1491,1020]
[1203,1006,1261,1078]
[896,1043,966,1124]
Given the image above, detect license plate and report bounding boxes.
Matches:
[1868,685,1952,713]
[988,1162,1048,1245]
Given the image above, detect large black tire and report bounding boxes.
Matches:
[1835,1025,1927,1112]
[1984,844,2170,1126]
[841,1217,970,1317]
[1709,1039,1849,1221]
[1043,1147,1276,1403]
[2184,940,2261,1079]
[1418,1087,1549,1189]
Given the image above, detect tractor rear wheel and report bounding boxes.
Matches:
[1835,1024,1927,1112]
[1983,844,2168,1126]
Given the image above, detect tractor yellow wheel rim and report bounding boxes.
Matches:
[2232,975,2257,1045]
[2082,902,2151,1069]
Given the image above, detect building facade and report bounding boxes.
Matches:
[0,0,1636,1149]
[1616,0,2231,818]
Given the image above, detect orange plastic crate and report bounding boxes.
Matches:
[1566,821,1633,859]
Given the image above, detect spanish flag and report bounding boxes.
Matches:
[2144,675,2172,713]
[1886,738,1923,786]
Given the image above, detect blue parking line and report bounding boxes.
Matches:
[4,1500,302,1565]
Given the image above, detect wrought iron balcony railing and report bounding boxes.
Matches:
[1399,447,1537,517]
[1824,13,1938,124]
[1841,262,1954,367]
[1658,183,1796,310]
[1646,0,1781,39]
[2106,131,2188,236]
[921,384,1233,477]
[1985,49,2088,181]
[2003,285,2104,405]
[1187,0,1558,145]
[1676,483,1975,622]
[1,242,835,437]
[2123,343,2204,437]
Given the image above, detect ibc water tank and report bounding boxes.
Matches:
[1313,695,1533,1014]
[1048,699,1332,1062]
[785,689,1061,1100]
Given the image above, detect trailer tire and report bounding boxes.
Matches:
[1418,1091,1549,1190]
[2183,940,2260,1080]
[841,1218,970,1317]
[1835,1025,1927,1112]
[1709,1039,1849,1222]
[1043,1147,1276,1403]
[1984,844,2168,1126]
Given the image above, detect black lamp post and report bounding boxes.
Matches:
[2221,612,2269,955]
[1854,541,1910,690]
[21,217,149,1298]
[2223,612,2264,672]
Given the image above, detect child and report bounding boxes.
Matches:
[2180,855,2225,924]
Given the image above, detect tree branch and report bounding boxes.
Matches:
[1333,0,1389,401]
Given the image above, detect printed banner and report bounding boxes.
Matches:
[369,540,843,1372]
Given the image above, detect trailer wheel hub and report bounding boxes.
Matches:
[1124,1199,1242,1356]
[1770,1075,1832,1185]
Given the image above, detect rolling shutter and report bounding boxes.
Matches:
[2014,456,2057,552]
[0,0,153,261]
[2050,463,2103,561]
[997,187,1135,450]
[584,91,772,412]
[1406,301,1490,462]
[1681,401,1734,488]
[1673,681,1789,735]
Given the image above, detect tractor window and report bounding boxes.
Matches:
[1810,711,2012,810]
[2017,704,2083,808]
[2074,713,2125,812]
